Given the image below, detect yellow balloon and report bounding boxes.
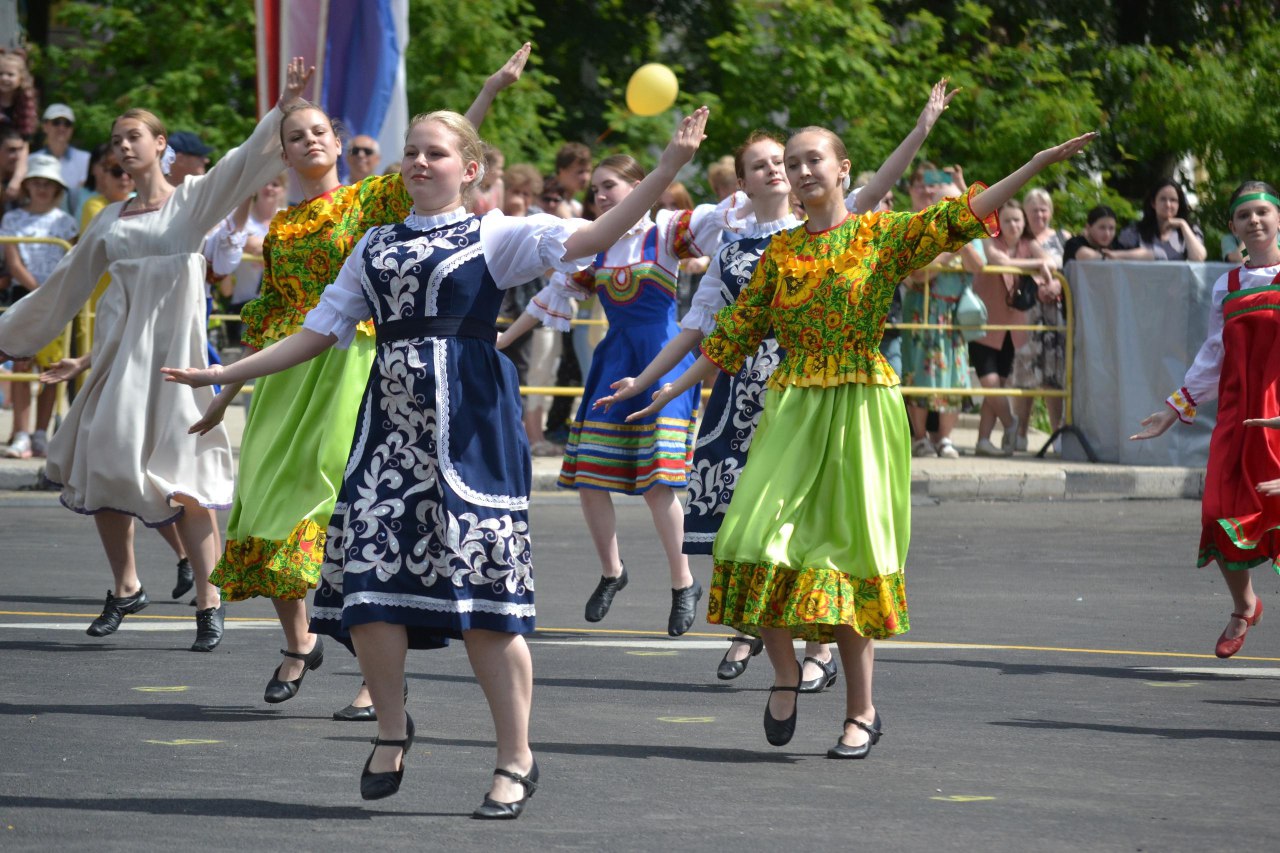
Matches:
[625,63,679,116]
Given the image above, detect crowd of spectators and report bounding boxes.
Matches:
[0,47,1240,459]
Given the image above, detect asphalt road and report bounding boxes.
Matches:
[1,496,1277,852]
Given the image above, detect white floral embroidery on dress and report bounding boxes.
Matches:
[321,343,532,594]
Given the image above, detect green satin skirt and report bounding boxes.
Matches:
[210,337,374,601]
[707,381,911,641]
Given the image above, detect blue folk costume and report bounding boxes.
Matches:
[529,197,743,494]
[301,208,590,648]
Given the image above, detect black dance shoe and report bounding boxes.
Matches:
[264,637,324,703]
[171,557,194,599]
[360,714,415,801]
[472,761,539,820]
[797,654,838,694]
[716,635,764,680]
[584,565,628,622]
[763,669,802,747]
[668,580,703,636]
[827,712,883,759]
[86,588,149,637]
[333,678,410,722]
[190,604,225,652]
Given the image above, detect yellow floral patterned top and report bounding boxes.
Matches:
[702,185,997,389]
[239,173,411,349]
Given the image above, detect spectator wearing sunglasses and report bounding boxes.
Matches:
[34,103,89,193]
[345,134,381,183]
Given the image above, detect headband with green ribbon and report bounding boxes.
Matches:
[1230,192,1280,214]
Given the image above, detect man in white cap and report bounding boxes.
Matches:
[34,103,90,192]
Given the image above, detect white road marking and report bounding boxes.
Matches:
[1133,666,1280,679]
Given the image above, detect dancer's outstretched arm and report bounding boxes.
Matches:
[162,329,335,389]
[561,108,710,261]
[623,356,721,423]
[970,133,1096,220]
[594,328,704,411]
[464,43,532,129]
[849,78,958,215]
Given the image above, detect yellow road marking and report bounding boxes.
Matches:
[144,739,222,746]
[2,609,1279,662]
[1143,681,1199,688]
[932,795,996,803]
[132,686,190,693]
[658,716,715,723]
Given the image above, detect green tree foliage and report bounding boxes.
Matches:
[36,1,258,157]
[28,0,1280,234]
[403,0,560,166]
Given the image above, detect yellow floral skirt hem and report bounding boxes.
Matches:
[707,559,909,642]
[210,519,326,601]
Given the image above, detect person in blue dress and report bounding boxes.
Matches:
[499,154,747,637]
[163,106,713,818]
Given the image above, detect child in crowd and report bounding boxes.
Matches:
[0,49,38,141]
[1,153,77,458]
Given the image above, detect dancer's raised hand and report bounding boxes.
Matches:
[917,78,960,132]
[488,43,532,92]
[160,364,224,388]
[1031,132,1098,169]
[656,107,710,174]
[1244,416,1280,430]
[1129,408,1178,441]
[281,56,316,108]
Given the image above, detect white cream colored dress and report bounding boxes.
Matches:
[0,107,285,525]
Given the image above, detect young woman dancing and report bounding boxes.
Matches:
[1133,181,1280,658]
[0,59,313,652]
[183,45,530,715]
[624,122,1093,756]
[499,141,749,636]
[164,106,713,815]
[597,82,957,684]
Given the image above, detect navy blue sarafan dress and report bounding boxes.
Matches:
[301,207,589,648]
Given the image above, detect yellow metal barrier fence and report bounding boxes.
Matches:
[43,255,1090,460]
[0,236,81,423]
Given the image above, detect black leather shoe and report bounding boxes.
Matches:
[360,714,414,800]
[472,760,539,820]
[333,678,409,722]
[827,711,883,759]
[798,654,838,694]
[190,604,225,652]
[668,580,703,636]
[584,565,627,622]
[716,635,764,680]
[264,637,324,703]
[171,557,194,599]
[86,588,149,637]
[763,668,802,747]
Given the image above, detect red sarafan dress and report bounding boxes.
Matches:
[1167,263,1280,571]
